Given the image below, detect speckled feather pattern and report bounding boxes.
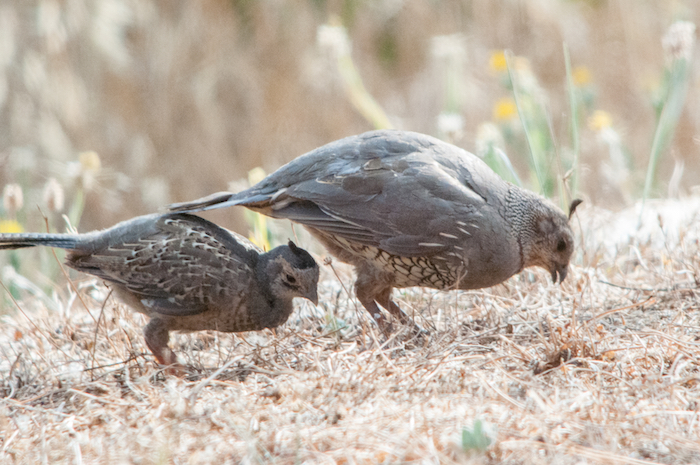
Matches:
[68,217,256,326]
[0,213,320,365]
[316,233,464,289]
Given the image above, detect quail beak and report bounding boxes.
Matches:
[551,265,568,284]
[305,288,319,306]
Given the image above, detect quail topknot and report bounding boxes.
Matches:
[0,213,319,366]
[169,130,580,332]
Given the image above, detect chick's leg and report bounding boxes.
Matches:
[143,318,178,366]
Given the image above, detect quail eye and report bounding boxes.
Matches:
[556,238,567,252]
[286,274,296,284]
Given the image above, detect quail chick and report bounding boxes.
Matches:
[0,213,319,366]
[169,130,580,332]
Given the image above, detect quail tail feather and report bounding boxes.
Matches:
[168,191,241,213]
[0,233,81,250]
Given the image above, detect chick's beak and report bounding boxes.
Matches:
[305,287,319,306]
[550,264,568,284]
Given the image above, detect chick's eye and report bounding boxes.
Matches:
[556,238,567,252]
[286,274,296,284]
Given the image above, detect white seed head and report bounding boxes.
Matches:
[3,183,23,215]
[663,21,696,63]
[475,122,504,158]
[437,112,464,141]
[42,177,65,212]
[78,150,102,190]
[430,34,466,62]
[317,22,351,60]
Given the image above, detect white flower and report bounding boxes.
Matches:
[437,112,464,140]
[475,122,503,158]
[317,22,351,60]
[430,34,466,61]
[662,21,696,63]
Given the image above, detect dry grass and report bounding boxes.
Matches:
[1,200,699,464]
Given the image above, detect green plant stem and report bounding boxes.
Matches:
[505,51,546,194]
[337,45,393,130]
[642,58,691,205]
[68,187,85,231]
[563,42,579,203]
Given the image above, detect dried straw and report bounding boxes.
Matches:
[1,199,699,464]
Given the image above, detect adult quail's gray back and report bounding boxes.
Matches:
[169,130,579,332]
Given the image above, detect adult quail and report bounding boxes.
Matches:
[0,213,319,366]
[169,130,580,332]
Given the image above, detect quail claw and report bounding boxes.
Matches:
[405,324,429,346]
[153,351,187,376]
[163,363,187,377]
[373,312,395,337]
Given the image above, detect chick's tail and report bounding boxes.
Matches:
[0,233,80,250]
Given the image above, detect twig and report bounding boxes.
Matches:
[584,296,655,325]
[89,289,113,378]
[598,280,698,293]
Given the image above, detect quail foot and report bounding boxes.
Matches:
[169,130,580,333]
[0,213,319,368]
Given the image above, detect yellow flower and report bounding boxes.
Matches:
[0,219,23,233]
[572,66,591,87]
[79,151,102,173]
[588,110,612,131]
[489,50,507,73]
[247,167,267,185]
[76,151,102,191]
[493,98,518,121]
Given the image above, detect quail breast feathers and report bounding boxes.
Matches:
[169,130,579,332]
[0,213,319,366]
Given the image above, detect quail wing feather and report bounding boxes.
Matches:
[240,133,504,258]
[68,215,255,317]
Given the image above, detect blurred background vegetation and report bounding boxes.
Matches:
[0,0,698,278]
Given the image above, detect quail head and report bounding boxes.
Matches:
[0,213,319,366]
[169,130,580,332]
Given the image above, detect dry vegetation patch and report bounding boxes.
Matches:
[1,201,699,464]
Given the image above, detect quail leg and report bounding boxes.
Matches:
[143,318,181,370]
[372,286,410,323]
[355,284,395,335]
[374,286,427,338]
[355,276,425,336]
